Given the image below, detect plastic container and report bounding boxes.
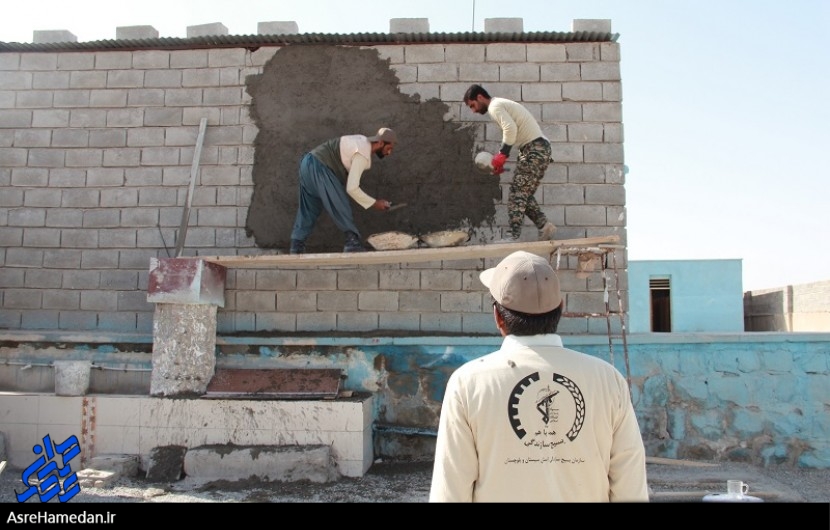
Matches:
[53,360,92,396]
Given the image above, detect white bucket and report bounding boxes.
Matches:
[53,360,92,396]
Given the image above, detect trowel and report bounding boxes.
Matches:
[387,202,407,213]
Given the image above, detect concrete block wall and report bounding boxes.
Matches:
[0,18,626,337]
[744,280,830,331]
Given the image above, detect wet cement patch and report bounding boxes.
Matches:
[245,45,499,253]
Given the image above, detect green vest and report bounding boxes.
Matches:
[310,137,348,181]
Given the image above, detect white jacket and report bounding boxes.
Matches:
[429,334,649,502]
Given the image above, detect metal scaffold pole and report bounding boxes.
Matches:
[175,118,208,258]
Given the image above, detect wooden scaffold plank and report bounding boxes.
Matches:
[200,235,621,269]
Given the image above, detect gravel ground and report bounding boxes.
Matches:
[1,458,828,504]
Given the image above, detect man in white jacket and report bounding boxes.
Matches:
[429,251,649,502]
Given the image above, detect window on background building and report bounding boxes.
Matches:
[649,277,672,332]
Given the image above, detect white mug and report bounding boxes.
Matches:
[727,480,749,497]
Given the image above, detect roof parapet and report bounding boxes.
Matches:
[26,18,613,43]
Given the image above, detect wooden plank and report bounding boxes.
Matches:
[652,491,773,498]
[646,456,719,467]
[200,235,621,269]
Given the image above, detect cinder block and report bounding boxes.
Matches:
[390,18,429,33]
[32,30,77,44]
[572,19,612,33]
[186,23,228,38]
[116,26,159,40]
[484,18,523,33]
[257,21,299,35]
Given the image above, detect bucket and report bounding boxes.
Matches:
[53,360,92,396]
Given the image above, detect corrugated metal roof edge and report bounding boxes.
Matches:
[0,31,619,53]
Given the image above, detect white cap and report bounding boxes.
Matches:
[480,251,562,314]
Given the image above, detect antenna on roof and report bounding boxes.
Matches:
[472,0,476,31]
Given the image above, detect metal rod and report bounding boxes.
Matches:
[175,117,208,257]
[611,250,632,390]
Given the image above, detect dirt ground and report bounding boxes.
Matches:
[2,458,829,504]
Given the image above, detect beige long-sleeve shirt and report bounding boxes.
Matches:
[339,135,376,209]
[344,150,375,209]
[429,334,649,503]
[487,97,547,152]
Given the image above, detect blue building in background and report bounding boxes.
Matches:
[628,259,744,333]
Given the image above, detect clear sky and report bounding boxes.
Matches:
[2,0,828,291]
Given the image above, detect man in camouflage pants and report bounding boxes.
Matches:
[464,84,556,242]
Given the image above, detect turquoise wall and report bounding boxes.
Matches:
[212,332,830,469]
[628,259,745,333]
[3,330,827,468]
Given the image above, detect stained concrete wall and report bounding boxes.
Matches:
[744,280,830,332]
[1,331,828,468]
[0,19,626,337]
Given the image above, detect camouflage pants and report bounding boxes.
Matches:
[507,138,552,239]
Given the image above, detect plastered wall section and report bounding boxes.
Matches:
[0,40,626,335]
